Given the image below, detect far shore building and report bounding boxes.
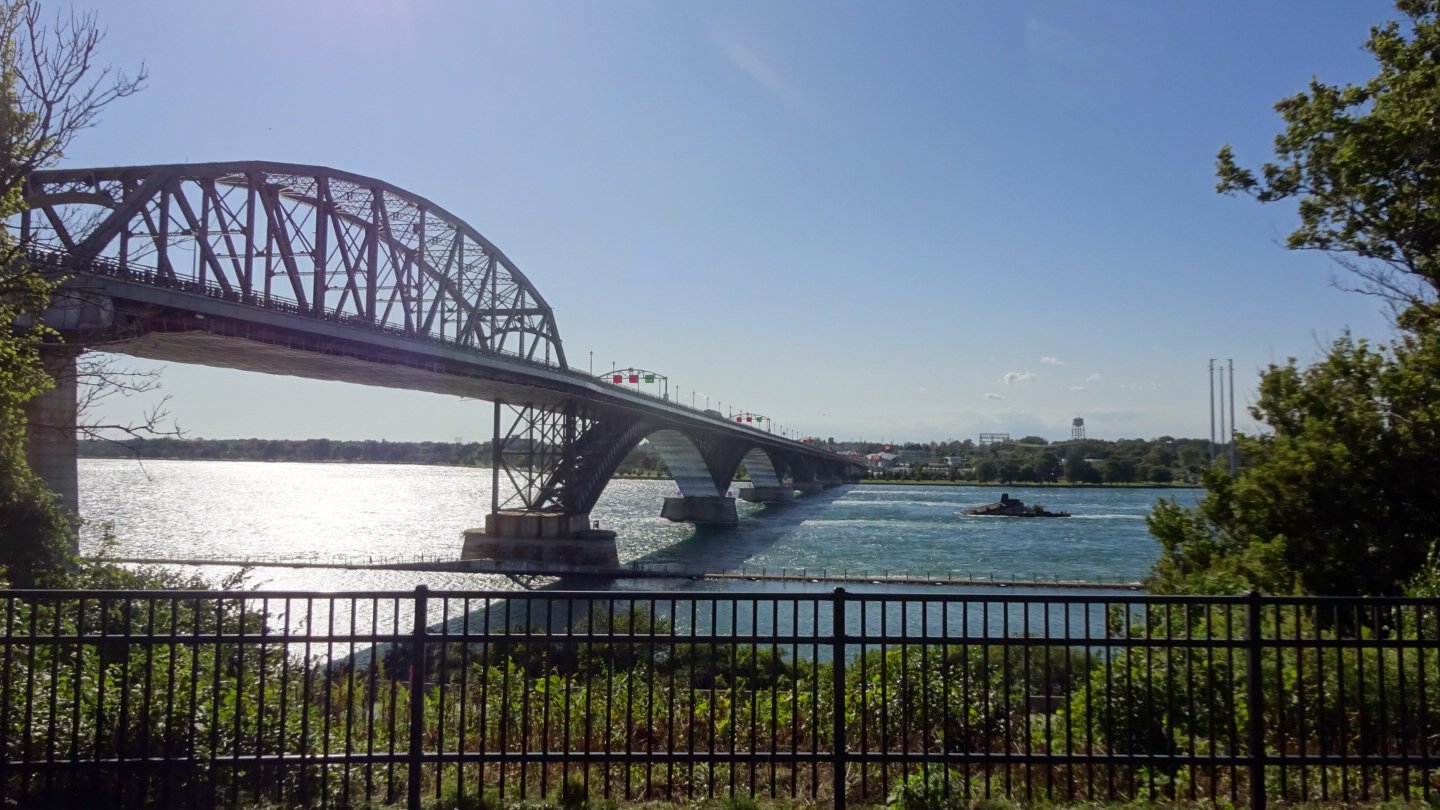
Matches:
[867,452,900,472]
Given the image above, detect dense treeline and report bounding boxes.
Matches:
[77,437,669,475]
[77,434,1218,487]
[842,436,1215,485]
[78,435,1213,486]
[78,436,496,466]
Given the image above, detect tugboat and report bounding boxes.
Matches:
[960,493,1071,518]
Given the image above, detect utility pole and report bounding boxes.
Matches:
[1208,359,1216,467]
[1218,370,1227,466]
[1228,358,1237,475]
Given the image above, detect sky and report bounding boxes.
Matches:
[58,0,1401,444]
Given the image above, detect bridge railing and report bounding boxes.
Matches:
[0,586,1435,809]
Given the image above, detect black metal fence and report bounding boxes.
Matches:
[1,586,1437,808]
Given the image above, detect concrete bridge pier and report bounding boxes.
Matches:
[660,495,738,524]
[793,479,825,495]
[737,485,794,504]
[462,510,619,568]
[23,343,81,526]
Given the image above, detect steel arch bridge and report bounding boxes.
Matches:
[21,161,865,563]
[24,161,565,365]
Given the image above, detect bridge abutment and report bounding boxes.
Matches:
[462,511,618,568]
[660,495,738,524]
[737,485,794,504]
[23,344,81,528]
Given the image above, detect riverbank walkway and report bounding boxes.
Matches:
[93,554,1141,590]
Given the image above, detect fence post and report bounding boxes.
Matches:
[409,585,430,810]
[1246,590,1266,810]
[832,587,847,810]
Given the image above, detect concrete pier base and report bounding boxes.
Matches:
[793,480,824,495]
[660,495,738,524]
[23,345,81,525]
[461,510,618,568]
[737,485,794,504]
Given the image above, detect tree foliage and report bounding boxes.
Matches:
[1217,0,1440,310]
[1157,0,1440,596]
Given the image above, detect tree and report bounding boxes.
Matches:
[1034,451,1062,483]
[1102,457,1137,485]
[1146,465,1174,484]
[0,1,144,586]
[1155,0,1440,595]
[1064,456,1100,485]
[1216,0,1440,312]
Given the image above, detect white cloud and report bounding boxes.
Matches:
[1041,356,1065,365]
[985,393,1004,401]
[1085,373,1102,382]
[1000,371,1036,385]
[1069,385,1086,391]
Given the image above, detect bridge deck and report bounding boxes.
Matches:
[95,556,1140,590]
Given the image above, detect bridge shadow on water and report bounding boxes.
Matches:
[622,484,853,573]
[422,485,856,640]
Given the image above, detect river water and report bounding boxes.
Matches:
[77,459,1184,593]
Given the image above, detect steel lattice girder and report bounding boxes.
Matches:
[493,399,652,514]
[21,161,565,367]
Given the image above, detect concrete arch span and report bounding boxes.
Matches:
[646,429,728,497]
[741,447,785,487]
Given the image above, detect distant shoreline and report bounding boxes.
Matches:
[77,456,674,480]
[78,456,1198,489]
[860,479,1202,490]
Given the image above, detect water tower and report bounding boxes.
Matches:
[1071,417,1086,441]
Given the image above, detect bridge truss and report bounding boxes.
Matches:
[21,161,565,366]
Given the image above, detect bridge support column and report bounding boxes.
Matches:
[23,344,81,529]
[462,510,618,568]
[737,485,794,504]
[793,480,824,495]
[660,495,738,524]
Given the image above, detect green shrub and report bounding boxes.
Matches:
[885,767,967,810]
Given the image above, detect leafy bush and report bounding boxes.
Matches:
[886,767,966,810]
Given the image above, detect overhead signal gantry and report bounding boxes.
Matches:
[731,412,771,431]
[600,367,669,401]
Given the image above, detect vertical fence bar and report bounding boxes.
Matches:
[832,587,847,810]
[1246,591,1266,810]
[409,585,430,810]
